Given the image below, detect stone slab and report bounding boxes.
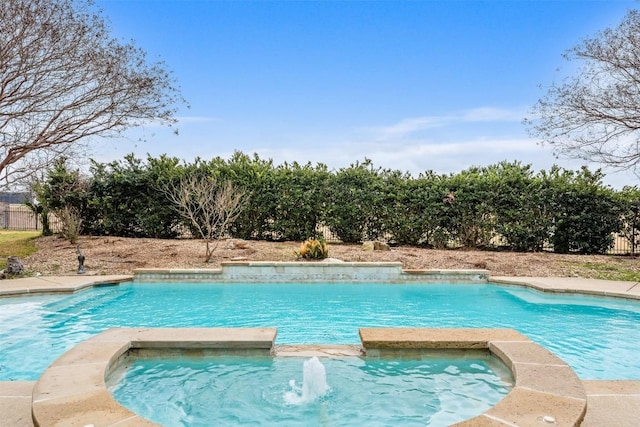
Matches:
[0,381,35,427]
[491,276,640,301]
[581,380,640,427]
[359,328,530,349]
[485,388,586,427]
[0,275,132,297]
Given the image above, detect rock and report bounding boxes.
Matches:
[362,241,375,251]
[362,241,390,251]
[226,239,249,250]
[374,241,391,251]
[5,256,23,274]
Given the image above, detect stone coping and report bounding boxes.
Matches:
[32,327,586,427]
[1,267,638,303]
[0,275,132,297]
[31,328,277,427]
[492,276,640,301]
[360,328,587,427]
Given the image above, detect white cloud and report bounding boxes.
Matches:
[251,136,635,188]
[246,137,541,175]
[91,106,636,189]
[366,106,528,140]
[461,107,527,122]
[369,116,452,139]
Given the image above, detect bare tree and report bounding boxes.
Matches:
[0,0,184,187]
[164,175,247,262]
[526,9,640,178]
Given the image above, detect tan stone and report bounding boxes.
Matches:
[0,381,35,427]
[582,379,640,395]
[511,364,585,400]
[582,380,640,427]
[361,241,375,251]
[32,388,152,427]
[489,341,567,368]
[451,414,515,426]
[359,327,529,349]
[485,388,586,427]
[374,241,390,251]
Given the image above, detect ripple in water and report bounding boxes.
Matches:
[108,355,512,427]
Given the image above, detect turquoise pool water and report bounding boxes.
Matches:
[108,355,512,427]
[1,281,639,380]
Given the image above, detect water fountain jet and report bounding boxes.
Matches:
[283,357,330,405]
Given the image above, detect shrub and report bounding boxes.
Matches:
[325,160,386,243]
[548,167,621,254]
[296,238,329,260]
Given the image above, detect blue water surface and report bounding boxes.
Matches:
[109,355,511,427]
[1,281,639,380]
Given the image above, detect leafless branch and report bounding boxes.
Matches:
[526,9,640,179]
[0,0,185,187]
[163,175,247,262]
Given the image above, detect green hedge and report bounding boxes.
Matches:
[36,153,638,255]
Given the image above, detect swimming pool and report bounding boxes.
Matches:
[1,281,639,380]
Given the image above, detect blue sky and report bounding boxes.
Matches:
[95,0,638,187]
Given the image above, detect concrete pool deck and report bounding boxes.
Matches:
[1,271,639,426]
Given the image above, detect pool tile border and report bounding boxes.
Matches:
[134,262,490,283]
[31,327,587,427]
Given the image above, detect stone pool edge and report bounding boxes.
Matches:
[2,264,639,302]
[360,328,587,427]
[30,327,588,427]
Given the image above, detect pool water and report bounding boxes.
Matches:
[1,281,639,380]
[108,355,512,427]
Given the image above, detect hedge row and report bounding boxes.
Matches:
[37,152,639,254]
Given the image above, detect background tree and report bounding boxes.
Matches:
[0,0,184,187]
[164,173,247,262]
[527,9,640,178]
[34,158,88,243]
[83,155,183,238]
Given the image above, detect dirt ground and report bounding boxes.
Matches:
[22,235,639,279]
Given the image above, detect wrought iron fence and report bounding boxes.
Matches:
[0,205,63,232]
[1,206,635,255]
[316,225,636,255]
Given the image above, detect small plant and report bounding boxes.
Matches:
[296,238,329,260]
[59,206,82,244]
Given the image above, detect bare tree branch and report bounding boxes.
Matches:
[0,0,185,188]
[526,9,640,179]
[163,175,247,262]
